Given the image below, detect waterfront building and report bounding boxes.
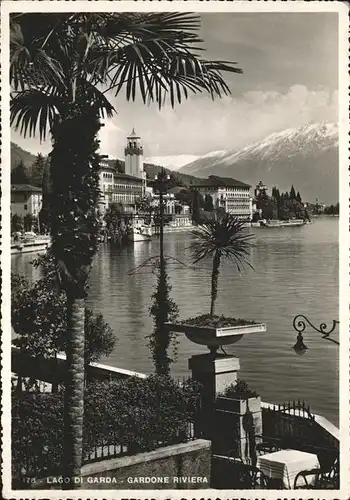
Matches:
[98,128,147,213]
[150,192,176,215]
[11,184,42,217]
[98,161,143,213]
[191,175,253,220]
[98,129,188,220]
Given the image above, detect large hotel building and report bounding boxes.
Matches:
[98,128,146,213]
[191,175,253,220]
[98,130,253,220]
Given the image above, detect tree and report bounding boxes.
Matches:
[256,189,276,220]
[104,202,124,240]
[148,260,179,376]
[174,188,193,208]
[11,161,29,184]
[290,185,297,200]
[39,156,52,233]
[168,172,185,189]
[192,189,204,224]
[115,159,124,173]
[10,12,241,482]
[23,213,38,232]
[11,213,24,233]
[190,212,254,316]
[11,269,116,369]
[31,153,47,187]
[324,203,339,216]
[251,211,260,222]
[203,194,214,212]
[135,196,153,215]
[271,186,281,205]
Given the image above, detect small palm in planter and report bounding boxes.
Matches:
[165,212,266,352]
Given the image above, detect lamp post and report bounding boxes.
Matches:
[292,314,340,355]
[154,168,170,268]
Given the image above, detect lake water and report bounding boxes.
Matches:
[12,217,339,425]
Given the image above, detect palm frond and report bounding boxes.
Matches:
[82,82,115,119]
[10,12,243,136]
[106,49,241,108]
[10,89,63,140]
[10,18,66,91]
[189,213,254,272]
[82,12,242,108]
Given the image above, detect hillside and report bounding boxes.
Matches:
[180,123,339,204]
[10,143,199,189]
[11,143,37,170]
[105,158,199,187]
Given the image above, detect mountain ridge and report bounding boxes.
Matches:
[179,123,339,204]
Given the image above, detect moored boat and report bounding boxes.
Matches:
[127,224,152,242]
[259,219,306,228]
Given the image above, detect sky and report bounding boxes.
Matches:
[11,12,339,159]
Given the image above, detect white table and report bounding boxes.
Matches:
[256,449,320,489]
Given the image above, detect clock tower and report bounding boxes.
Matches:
[124,128,146,195]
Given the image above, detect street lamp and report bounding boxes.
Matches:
[154,168,170,268]
[292,314,340,355]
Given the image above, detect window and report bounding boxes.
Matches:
[24,204,28,210]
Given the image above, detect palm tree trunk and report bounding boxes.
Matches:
[63,296,85,486]
[210,251,221,316]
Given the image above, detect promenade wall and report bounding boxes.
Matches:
[30,440,211,490]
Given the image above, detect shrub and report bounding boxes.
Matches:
[12,392,64,479]
[83,375,201,456]
[220,379,259,400]
[12,375,201,479]
[11,261,116,364]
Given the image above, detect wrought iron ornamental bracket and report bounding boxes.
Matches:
[292,314,340,354]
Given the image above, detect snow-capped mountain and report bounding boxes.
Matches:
[144,154,199,171]
[180,123,339,204]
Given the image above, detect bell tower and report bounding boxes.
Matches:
[124,128,144,178]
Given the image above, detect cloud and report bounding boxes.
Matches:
[11,85,338,159]
[98,121,124,156]
[100,85,338,158]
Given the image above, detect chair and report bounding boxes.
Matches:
[317,457,339,489]
[293,457,339,490]
[211,455,269,489]
[293,468,320,489]
[256,437,282,456]
[236,463,270,489]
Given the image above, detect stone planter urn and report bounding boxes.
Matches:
[165,315,266,458]
[165,316,266,353]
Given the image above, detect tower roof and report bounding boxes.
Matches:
[128,127,140,139]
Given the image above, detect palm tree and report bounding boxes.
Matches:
[10,12,242,483]
[190,212,254,316]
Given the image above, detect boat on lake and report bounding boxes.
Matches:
[259,219,306,228]
[127,224,152,242]
[11,232,51,255]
